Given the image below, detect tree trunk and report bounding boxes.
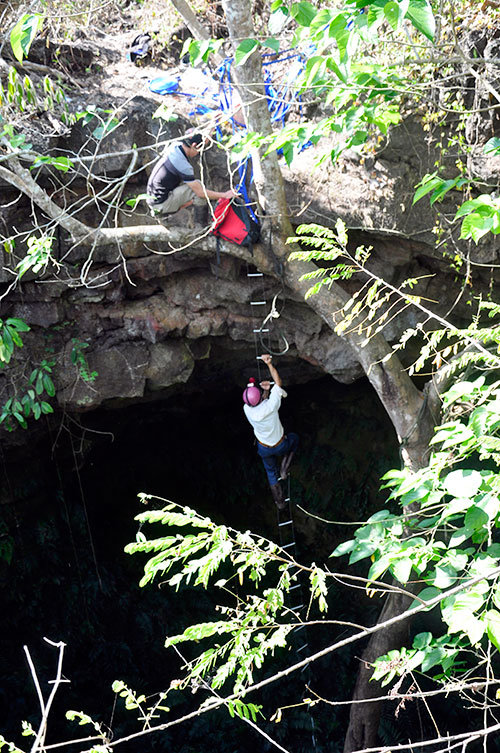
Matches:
[169,0,211,41]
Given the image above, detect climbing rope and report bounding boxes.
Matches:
[257,292,289,356]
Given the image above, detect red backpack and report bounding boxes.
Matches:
[211,198,260,249]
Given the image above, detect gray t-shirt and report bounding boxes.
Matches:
[147,143,195,204]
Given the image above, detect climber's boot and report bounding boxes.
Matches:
[270,482,286,510]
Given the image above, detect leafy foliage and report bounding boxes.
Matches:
[126,496,330,693]
[10,13,44,63]
[0,318,30,365]
[288,219,430,346]
[15,235,56,280]
[413,138,500,245]
[70,339,98,383]
[333,376,500,682]
[0,360,55,431]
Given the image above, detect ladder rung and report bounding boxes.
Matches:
[289,584,301,591]
[284,497,290,502]
[282,542,295,550]
[297,643,308,652]
[247,273,264,277]
[300,663,310,673]
[279,519,293,527]
[250,301,266,305]
[253,328,269,333]
[295,625,306,631]
[292,604,304,611]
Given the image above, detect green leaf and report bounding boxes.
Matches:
[367,509,393,523]
[412,173,440,204]
[349,540,378,564]
[421,646,446,672]
[262,37,280,52]
[234,38,260,66]
[290,1,317,26]
[330,539,355,557]
[391,557,412,584]
[384,1,400,29]
[429,177,467,205]
[6,317,30,332]
[486,609,500,651]
[10,13,44,63]
[367,555,391,583]
[464,505,489,531]
[269,6,289,35]
[32,155,73,173]
[442,591,485,636]
[410,586,440,610]
[430,565,457,589]
[449,527,473,548]
[406,0,435,41]
[460,214,495,243]
[126,193,150,209]
[484,137,500,155]
[42,374,55,396]
[455,195,494,219]
[443,469,482,499]
[413,631,432,649]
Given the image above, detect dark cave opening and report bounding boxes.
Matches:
[1,368,465,752]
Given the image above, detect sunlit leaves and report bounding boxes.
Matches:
[16,234,55,280]
[485,609,500,651]
[234,38,260,66]
[180,37,224,66]
[10,13,44,63]
[484,137,500,155]
[333,372,500,684]
[227,699,263,722]
[442,469,483,499]
[413,172,468,205]
[454,195,500,243]
[405,0,435,40]
[290,1,317,26]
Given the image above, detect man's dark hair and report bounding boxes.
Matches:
[183,133,203,147]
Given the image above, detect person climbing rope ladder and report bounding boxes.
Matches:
[242,354,298,510]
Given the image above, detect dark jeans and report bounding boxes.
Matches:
[257,433,299,486]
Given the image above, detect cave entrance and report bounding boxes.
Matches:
[0,367,398,752]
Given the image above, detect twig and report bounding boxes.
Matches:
[24,638,67,753]
[172,646,292,753]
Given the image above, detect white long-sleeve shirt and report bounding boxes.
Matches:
[243,384,287,446]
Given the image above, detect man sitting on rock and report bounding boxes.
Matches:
[242,354,299,510]
[146,132,236,224]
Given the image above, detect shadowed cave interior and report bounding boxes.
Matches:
[0,356,474,752]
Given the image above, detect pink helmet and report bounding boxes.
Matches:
[242,377,262,406]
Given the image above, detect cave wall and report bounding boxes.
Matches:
[0,33,499,443]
